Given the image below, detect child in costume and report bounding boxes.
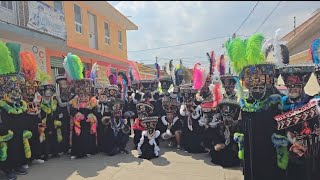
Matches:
[20,51,45,165]
[39,82,60,159]
[180,84,207,153]
[55,70,72,154]
[0,42,31,179]
[137,116,160,160]
[64,53,98,159]
[99,84,130,155]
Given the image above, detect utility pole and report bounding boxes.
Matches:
[294,16,296,36]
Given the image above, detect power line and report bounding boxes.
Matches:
[254,1,282,33]
[128,35,230,53]
[234,1,260,34]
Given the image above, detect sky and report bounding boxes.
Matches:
[108,1,320,69]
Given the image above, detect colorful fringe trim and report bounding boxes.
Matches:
[86,113,97,135]
[39,118,46,143]
[74,112,85,136]
[54,120,63,143]
[234,132,244,160]
[41,99,57,115]
[0,130,13,161]
[0,100,27,114]
[23,130,32,159]
[271,133,289,170]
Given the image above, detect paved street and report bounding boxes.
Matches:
[3,137,243,180]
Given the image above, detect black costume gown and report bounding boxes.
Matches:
[0,102,32,170]
[240,95,285,180]
[138,130,161,160]
[98,110,129,156]
[180,104,206,153]
[210,123,240,167]
[56,102,70,154]
[40,99,62,158]
[280,94,320,180]
[26,112,42,161]
[70,107,98,157]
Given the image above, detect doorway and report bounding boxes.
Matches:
[88,12,98,49]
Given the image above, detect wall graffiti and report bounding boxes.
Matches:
[1,38,47,73]
[27,1,66,39]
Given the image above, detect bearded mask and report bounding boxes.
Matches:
[141,117,158,138]
[39,84,56,104]
[72,79,93,103]
[22,80,41,101]
[107,98,124,118]
[217,101,240,127]
[280,65,314,101]
[240,64,275,101]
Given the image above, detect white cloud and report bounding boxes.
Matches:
[112,1,320,69]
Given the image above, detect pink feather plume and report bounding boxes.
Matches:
[213,83,222,107]
[193,63,203,90]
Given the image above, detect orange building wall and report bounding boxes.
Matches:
[42,1,128,60]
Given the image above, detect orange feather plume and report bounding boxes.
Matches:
[20,52,38,80]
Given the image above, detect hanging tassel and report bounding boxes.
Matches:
[54,120,63,143]
[23,130,32,159]
[234,132,244,160]
[272,133,289,170]
[0,130,13,161]
[74,112,85,136]
[39,118,46,143]
[87,113,97,135]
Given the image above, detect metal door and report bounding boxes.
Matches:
[88,12,97,49]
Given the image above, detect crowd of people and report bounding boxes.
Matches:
[0,32,320,180]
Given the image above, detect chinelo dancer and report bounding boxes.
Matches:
[20,51,45,166]
[55,67,73,154]
[64,53,98,159]
[180,83,207,153]
[226,34,285,180]
[271,36,319,180]
[0,42,31,179]
[210,54,242,167]
[137,116,161,160]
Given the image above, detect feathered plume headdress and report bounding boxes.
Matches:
[63,52,84,81]
[263,29,289,66]
[0,41,15,75]
[20,52,38,81]
[310,37,320,71]
[193,63,202,90]
[6,42,21,73]
[129,67,134,85]
[225,33,265,74]
[155,62,160,80]
[118,71,128,100]
[90,62,99,80]
[169,60,176,85]
[218,54,226,76]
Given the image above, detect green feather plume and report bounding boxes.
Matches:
[6,42,21,73]
[0,41,15,75]
[246,33,265,65]
[36,68,51,84]
[63,53,84,80]
[225,33,266,74]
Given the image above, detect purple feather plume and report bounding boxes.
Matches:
[219,54,225,76]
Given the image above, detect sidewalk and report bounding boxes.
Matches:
[13,137,243,180]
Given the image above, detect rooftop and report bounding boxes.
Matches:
[84,1,138,30]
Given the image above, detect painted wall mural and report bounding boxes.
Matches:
[1,38,47,73]
[27,1,66,39]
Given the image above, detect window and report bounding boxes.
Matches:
[74,4,82,33]
[118,31,122,50]
[54,1,63,12]
[1,1,13,10]
[104,22,110,45]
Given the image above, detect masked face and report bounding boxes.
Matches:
[287,85,303,99]
[223,116,236,127]
[79,94,90,103]
[203,111,214,122]
[249,85,266,100]
[153,92,160,100]
[112,102,123,117]
[143,121,157,137]
[9,89,22,103]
